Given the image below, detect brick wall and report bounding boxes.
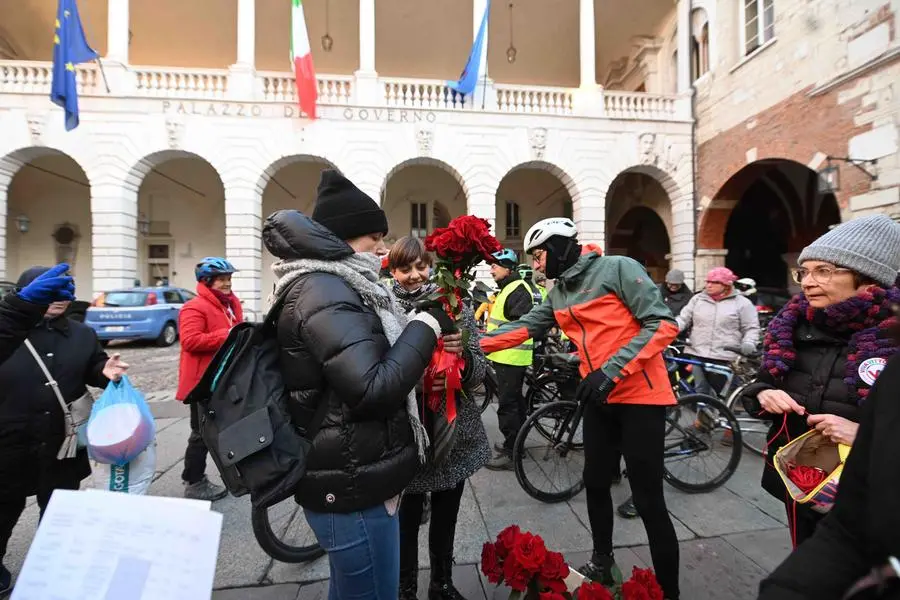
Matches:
[694,0,900,252]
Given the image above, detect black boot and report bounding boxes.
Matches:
[579,551,618,587]
[399,565,418,600]
[428,553,467,600]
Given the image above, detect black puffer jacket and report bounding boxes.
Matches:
[741,321,859,498]
[263,210,438,514]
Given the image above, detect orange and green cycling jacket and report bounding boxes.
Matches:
[480,245,678,406]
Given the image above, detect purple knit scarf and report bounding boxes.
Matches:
[762,286,900,405]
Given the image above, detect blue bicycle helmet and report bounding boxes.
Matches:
[491,248,518,268]
[195,257,237,282]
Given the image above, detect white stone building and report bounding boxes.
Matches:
[0,0,699,318]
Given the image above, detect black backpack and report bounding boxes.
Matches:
[185,287,328,509]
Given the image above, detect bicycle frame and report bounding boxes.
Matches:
[665,354,738,400]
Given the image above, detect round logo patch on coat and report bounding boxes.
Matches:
[858,357,888,386]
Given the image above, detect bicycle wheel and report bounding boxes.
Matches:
[251,500,325,563]
[513,400,585,503]
[725,382,769,457]
[663,393,742,493]
[474,365,498,413]
[525,375,584,449]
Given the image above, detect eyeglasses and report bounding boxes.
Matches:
[791,265,853,285]
[531,250,545,262]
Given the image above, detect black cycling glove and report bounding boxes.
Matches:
[575,370,616,405]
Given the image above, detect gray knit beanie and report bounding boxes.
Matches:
[798,214,900,287]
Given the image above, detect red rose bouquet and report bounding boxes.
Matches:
[420,216,500,463]
[481,526,664,600]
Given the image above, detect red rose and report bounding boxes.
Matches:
[540,551,570,581]
[480,542,503,584]
[624,567,664,600]
[502,554,532,592]
[511,532,548,574]
[539,576,568,593]
[577,580,615,600]
[621,580,652,600]
[495,525,521,558]
[539,592,568,600]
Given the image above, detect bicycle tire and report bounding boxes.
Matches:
[663,393,742,493]
[251,505,325,563]
[724,382,768,457]
[525,375,584,449]
[478,366,498,414]
[513,400,585,503]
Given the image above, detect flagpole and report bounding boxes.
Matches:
[94,57,111,93]
[481,3,490,110]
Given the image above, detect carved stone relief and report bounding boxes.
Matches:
[529,127,547,160]
[415,127,433,156]
[27,114,43,145]
[165,118,183,150]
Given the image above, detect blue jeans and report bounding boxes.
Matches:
[305,504,400,600]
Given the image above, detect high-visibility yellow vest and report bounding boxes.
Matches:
[486,279,535,366]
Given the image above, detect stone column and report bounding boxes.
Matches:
[354,0,380,105]
[229,0,258,99]
[104,0,135,92]
[465,169,497,282]
[579,0,596,89]
[0,159,21,280]
[670,190,696,288]
[471,0,495,110]
[677,0,692,93]
[89,161,139,294]
[106,0,129,64]
[224,183,263,318]
[573,0,603,115]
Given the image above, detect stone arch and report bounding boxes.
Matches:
[699,158,841,289]
[495,160,579,252]
[380,157,469,242]
[379,157,470,203]
[125,149,227,290]
[0,146,92,284]
[255,154,344,199]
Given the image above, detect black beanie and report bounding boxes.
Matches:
[312,170,389,241]
[16,266,51,288]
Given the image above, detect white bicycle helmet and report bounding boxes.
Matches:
[523,217,578,254]
[734,277,757,296]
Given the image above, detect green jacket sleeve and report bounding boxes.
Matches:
[480,297,557,355]
[599,257,680,382]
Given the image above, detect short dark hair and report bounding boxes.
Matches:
[388,236,433,270]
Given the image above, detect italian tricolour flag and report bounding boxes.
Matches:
[290,0,318,119]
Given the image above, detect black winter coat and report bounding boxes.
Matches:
[658,283,693,318]
[263,210,438,514]
[758,353,900,600]
[0,293,47,366]
[0,314,110,498]
[741,321,860,499]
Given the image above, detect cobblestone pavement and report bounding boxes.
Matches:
[5,345,793,599]
[108,339,180,401]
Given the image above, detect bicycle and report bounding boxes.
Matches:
[251,500,325,563]
[512,389,743,503]
[665,345,769,457]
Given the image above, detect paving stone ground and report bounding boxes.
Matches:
[4,342,792,599]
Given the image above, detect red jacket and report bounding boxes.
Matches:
[175,284,244,401]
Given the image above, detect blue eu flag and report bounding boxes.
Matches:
[447,0,491,96]
[51,0,98,131]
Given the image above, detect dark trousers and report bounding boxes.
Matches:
[583,402,680,600]
[494,363,528,452]
[181,402,208,484]
[0,479,80,562]
[399,482,466,574]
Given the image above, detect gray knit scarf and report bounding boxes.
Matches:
[271,252,429,463]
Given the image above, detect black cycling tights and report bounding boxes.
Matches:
[583,402,680,600]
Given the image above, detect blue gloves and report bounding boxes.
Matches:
[17,263,75,304]
[576,369,616,406]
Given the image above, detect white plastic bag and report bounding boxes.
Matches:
[92,442,157,495]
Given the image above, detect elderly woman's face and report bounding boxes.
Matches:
[794,260,863,308]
